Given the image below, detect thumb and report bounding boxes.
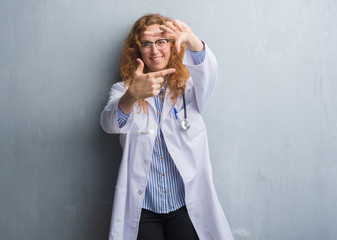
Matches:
[175,40,181,54]
[135,58,144,74]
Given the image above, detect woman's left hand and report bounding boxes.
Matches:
[143,19,204,54]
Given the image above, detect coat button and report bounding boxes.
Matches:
[144,160,149,165]
[138,190,143,195]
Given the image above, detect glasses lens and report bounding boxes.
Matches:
[155,39,168,50]
[141,42,151,52]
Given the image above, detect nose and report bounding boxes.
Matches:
[150,43,160,53]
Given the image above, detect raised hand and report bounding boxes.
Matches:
[143,19,204,54]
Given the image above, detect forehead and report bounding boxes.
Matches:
[139,24,161,42]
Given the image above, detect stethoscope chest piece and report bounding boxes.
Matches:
[180,119,190,131]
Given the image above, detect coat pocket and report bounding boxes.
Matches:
[175,102,206,140]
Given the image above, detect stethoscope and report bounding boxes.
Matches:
[137,90,189,134]
[180,92,190,131]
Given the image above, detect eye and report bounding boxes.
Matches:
[157,39,167,46]
[141,42,152,48]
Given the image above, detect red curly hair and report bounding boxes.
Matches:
[119,13,190,113]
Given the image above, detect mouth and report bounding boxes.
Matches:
[150,56,163,62]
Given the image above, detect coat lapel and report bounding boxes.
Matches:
[161,89,176,124]
[145,96,156,111]
[161,80,190,123]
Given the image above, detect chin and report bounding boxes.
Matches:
[148,64,167,72]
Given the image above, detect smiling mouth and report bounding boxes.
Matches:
[150,56,163,62]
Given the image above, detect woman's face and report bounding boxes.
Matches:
[139,24,171,72]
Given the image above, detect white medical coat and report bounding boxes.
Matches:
[100,44,234,240]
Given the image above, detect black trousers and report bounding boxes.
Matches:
[137,206,200,240]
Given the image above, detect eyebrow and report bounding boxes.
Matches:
[140,37,164,43]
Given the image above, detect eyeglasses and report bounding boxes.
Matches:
[140,39,170,53]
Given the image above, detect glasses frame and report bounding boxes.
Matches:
[139,39,171,53]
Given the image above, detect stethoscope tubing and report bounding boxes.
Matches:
[180,91,190,131]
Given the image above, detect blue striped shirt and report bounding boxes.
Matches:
[117,48,205,213]
[142,83,186,213]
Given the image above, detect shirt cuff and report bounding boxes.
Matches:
[189,47,206,65]
[117,105,130,128]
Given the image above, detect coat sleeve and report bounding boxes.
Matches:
[183,43,218,114]
[100,81,135,134]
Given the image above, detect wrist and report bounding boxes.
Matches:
[126,86,139,102]
[185,33,204,52]
[118,89,138,115]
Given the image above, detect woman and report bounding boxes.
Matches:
[100,14,233,240]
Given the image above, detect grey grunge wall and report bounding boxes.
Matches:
[1,0,336,239]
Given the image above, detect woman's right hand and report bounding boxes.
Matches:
[118,58,175,114]
[128,58,175,101]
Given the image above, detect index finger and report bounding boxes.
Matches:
[143,30,165,37]
[151,68,175,77]
[172,20,184,32]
